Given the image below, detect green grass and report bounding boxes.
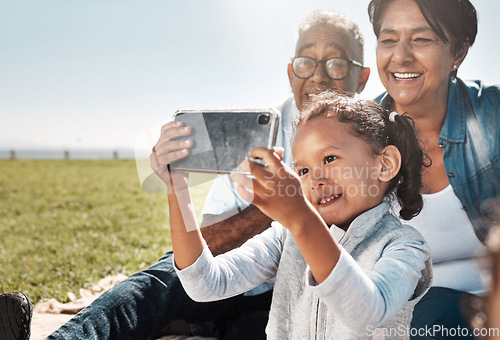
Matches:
[0,159,213,304]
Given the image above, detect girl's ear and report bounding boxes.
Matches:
[378,145,401,182]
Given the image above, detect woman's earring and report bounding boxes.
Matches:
[453,65,458,70]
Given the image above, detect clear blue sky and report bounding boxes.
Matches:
[1,0,498,150]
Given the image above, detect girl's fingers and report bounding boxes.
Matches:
[246,148,283,181]
[235,183,255,204]
[150,149,189,171]
[150,122,194,180]
[247,160,273,180]
[153,122,193,155]
[154,139,193,156]
[157,124,192,146]
[160,120,184,133]
[273,147,285,161]
[231,173,255,203]
[237,158,273,181]
[231,172,254,187]
[237,158,251,173]
[248,148,282,171]
[231,170,271,201]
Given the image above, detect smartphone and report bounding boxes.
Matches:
[169,109,280,173]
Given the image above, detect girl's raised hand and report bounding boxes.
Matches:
[231,147,311,228]
[150,121,193,192]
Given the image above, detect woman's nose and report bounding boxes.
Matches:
[391,41,414,64]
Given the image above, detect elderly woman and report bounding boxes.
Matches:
[368,0,499,338]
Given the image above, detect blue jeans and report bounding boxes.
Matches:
[411,287,476,340]
[47,251,271,340]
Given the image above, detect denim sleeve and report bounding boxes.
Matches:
[305,236,430,332]
[175,223,284,302]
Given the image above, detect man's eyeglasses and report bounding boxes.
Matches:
[291,56,363,80]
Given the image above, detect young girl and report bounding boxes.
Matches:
[151,92,432,339]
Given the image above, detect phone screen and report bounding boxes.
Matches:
[169,109,279,173]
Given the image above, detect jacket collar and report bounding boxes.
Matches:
[439,78,466,144]
[337,201,391,240]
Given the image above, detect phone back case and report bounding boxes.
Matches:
[170,109,280,173]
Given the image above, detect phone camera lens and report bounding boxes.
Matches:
[258,113,270,125]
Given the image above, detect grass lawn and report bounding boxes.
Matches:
[0,159,213,304]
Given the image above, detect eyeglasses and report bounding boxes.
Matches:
[291,56,363,80]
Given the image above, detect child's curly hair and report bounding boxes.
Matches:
[293,91,429,220]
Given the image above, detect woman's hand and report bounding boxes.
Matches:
[231,147,312,229]
[150,121,193,193]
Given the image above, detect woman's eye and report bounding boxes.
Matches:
[297,168,310,176]
[413,38,432,45]
[379,38,397,46]
[324,155,337,164]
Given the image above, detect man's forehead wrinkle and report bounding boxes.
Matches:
[296,27,355,59]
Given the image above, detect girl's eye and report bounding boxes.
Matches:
[324,155,337,164]
[297,168,310,176]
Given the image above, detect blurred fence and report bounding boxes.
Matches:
[0,149,135,160]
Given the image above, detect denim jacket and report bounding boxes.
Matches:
[376,78,500,242]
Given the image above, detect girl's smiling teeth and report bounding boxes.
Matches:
[318,193,342,205]
[392,72,422,80]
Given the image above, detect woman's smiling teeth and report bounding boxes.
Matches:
[392,72,422,80]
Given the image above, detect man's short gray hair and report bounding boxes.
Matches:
[298,10,365,63]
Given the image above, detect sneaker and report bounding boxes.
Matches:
[0,292,33,340]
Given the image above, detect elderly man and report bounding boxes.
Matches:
[47,10,369,340]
